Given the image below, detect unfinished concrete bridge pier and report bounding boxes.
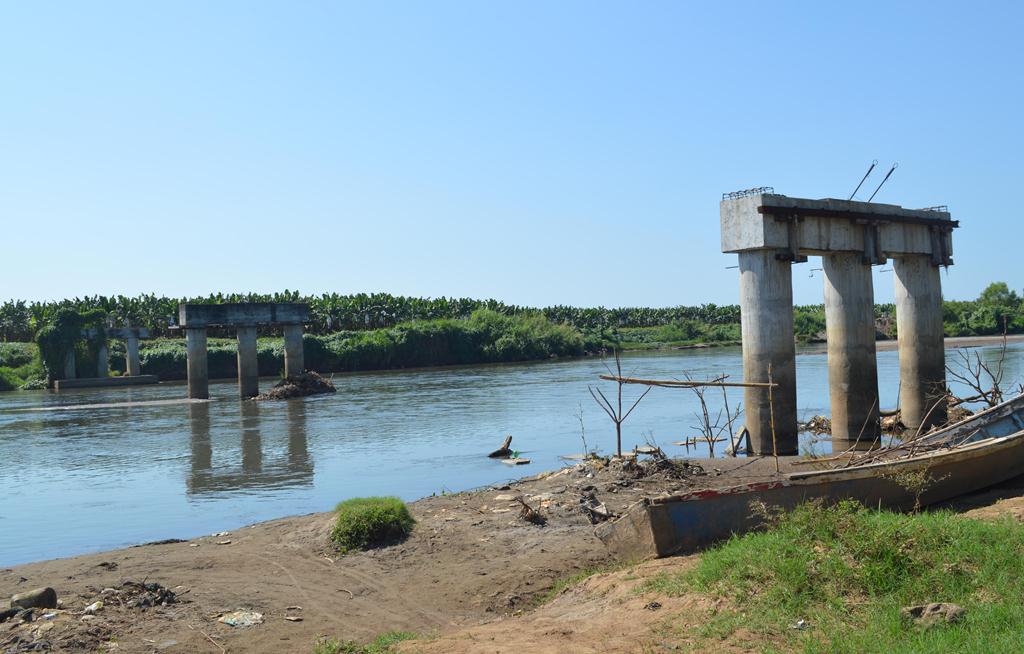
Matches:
[721,189,956,455]
[178,303,309,400]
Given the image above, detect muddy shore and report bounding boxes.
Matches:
[4,451,1023,654]
[1,456,793,654]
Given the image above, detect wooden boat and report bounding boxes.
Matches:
[596,393,1024,560]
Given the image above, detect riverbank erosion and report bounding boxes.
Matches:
[6,457,1024,654]
[1,457,791,653]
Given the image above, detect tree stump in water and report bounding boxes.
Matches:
[488,435,513,458]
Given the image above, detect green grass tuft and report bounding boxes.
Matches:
[331,497,415,553]
[313,631,417,654]
[642,500,1024,653]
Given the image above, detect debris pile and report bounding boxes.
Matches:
[800,415,832,435]
[255,371,336,400]
[102,580,177,609]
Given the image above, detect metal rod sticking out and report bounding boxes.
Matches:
[849,159,877,200]
[867,162,898,202]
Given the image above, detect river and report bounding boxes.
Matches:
[1,340,1022,565]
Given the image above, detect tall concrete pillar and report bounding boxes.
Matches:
[738,250,798,454]
[63,349,76,381]
[823,253,880,442]
[236,326,259,399]
[283,324,305,378]
[186,328,209,400]
[893,256,947,431]
[96,343,109,377]
[126,336,141,376]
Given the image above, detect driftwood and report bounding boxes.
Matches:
[488,435,513,458]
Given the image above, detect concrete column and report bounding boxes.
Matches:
[823,253,880,442]
[126,336,141,376]
[96,343,109,378]
[236,326,259,399]
[893,256,947,431]
[186,328,209,400]
[63,349,76,381]
[738,250,798,455]
[283,324,305,378]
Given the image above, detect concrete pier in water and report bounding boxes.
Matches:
[894,255,947,430]
[721,189,956,453]
[823,253,880,442]
[53,327,156,390]
[738,250,798,454]
[186,328,209,400]
[125,335,141,377]
[178,303,309,400]
[283,324,305,378]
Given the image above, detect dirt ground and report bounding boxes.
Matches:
[0,455,787,654]
[4,456,1024,654]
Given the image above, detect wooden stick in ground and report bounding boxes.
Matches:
[768,363,779,473]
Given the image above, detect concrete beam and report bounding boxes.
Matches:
[178,303,309,328]
[894,256,947,430]
[721,194,954,260]
[236,326,259,399]
[186,328,209,400]
[823,253,880,442]
[283,324,305,378]
[738,250,798,454]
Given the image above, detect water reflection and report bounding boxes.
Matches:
[190,401,212,472]
[187,399,313,495]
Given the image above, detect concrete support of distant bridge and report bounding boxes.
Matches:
[178,303,310,400]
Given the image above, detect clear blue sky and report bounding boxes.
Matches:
[2,1,1021,307]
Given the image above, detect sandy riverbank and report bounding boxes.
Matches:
[805,333,1024,355]
[4,451,1024,654]
[1,456,790,654]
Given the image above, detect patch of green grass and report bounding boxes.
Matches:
[331,497,415,553]
[642,500,1024,653]
[313,631,417,654]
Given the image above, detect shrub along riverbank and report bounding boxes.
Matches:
[1,282,1021,390]
[2,282,1020,343]
[0,310,586,388]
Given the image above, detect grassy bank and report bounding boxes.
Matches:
[642,501,1024,653]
